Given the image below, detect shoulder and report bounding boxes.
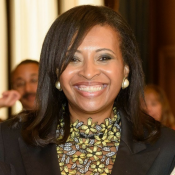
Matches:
[0,119,28,175]
[146,127,175,174]
[0,118,22,136]
[0,110,34,137]
[158,126,175,146]
[147,126,175,152]
[0,161,16,175]
[147,126,175,158]
[0,119,22,156]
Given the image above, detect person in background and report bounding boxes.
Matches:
[11,59,39,110]
[0,59,38,120]
[144,84,175,130]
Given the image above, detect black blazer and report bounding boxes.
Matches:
[0,110,175,175]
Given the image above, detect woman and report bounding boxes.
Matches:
[144,84,175,129]
[0,5,175,175]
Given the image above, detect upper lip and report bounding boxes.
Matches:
[73,82,107,86]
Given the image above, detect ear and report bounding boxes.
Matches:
[124,65,129,78]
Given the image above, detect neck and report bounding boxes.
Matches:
[68,103,114,125]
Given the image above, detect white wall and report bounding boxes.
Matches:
[60,0,104,13]
[0,0,8,120]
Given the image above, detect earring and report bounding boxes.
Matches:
[122,78,129,89]
[55,68,62,91]
[55,81,62,91]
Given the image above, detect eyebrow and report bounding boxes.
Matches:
[13,77,24,82]
[30,73,38,77]
[96,48,116,55]
[76,48,116,54]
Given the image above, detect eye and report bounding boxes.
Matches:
[30,78,38,83]
[70,56,80,63]
[14,81,25,88]
[99,55,112,61]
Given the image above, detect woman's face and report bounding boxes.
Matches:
[144,90,162,121]
[60,25,129,115]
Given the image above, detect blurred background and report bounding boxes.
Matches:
[0,0,175,119]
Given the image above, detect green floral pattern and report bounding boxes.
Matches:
[56,107,121,175]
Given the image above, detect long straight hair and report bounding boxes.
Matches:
[13,5,160,146]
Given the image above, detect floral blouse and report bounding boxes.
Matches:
[56,107,121,175]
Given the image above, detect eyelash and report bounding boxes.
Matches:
[70,55,112,62]
[99,55,112,61]
[70,57,80,62]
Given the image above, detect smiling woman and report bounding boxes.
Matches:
[0,5,175,175]
[60,25,129,124]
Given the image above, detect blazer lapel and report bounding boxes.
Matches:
[18,138,61,175]
[111,110,160,175]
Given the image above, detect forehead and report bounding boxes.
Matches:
[12,63,39,81]
[145,90,160,101]
[78,25,120,48]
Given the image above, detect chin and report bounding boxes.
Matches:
[78,103,105,113]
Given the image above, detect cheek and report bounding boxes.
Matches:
[60,75,68,90]
[157,105,163,114]
[105,67,124,86]
[60,69,74,92]
[34,85,38,91]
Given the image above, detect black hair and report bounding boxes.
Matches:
[13,5,160,146]
[12,59,39,73]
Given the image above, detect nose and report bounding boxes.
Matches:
[78,60,101,80]
[25,82,33,92]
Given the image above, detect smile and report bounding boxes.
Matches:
[77,85,106,92]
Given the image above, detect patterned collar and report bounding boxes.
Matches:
[57,107,121,140]
[56,107,122,175]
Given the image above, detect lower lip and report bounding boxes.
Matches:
[74,86,107,98]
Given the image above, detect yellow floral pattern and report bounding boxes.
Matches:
[56,107,121,175]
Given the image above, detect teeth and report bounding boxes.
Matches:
[78,86,104,92]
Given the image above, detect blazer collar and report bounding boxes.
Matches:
[111,109,160,175]
[119,109,147,154]
[18,138,61,175]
